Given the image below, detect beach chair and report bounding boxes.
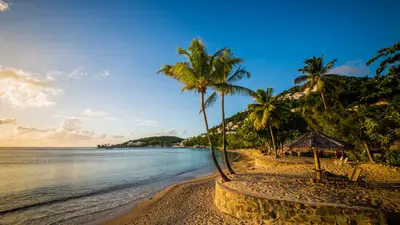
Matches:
[348,167,362,182]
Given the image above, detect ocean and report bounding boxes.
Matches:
[0,147,219,224]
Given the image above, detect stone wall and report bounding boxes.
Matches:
[215,179,387,224]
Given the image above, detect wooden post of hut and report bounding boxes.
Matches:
[312,147,322,181]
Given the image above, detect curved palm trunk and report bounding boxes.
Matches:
[201,92,230,182]
[268,122,278,158]
[221,92,235,174]
[320,91,327,110]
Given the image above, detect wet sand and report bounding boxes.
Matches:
[103,150,255,225]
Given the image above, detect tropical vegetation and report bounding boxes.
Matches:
[248,88,284,158]
[295,55,337,110]
[172,39,400,174]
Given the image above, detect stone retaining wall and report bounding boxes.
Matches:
[215,179,386,224]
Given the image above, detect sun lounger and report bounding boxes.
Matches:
[348,167,362,182]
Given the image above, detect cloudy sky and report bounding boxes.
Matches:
[0,0,399,146]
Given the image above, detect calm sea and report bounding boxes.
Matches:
[0,147,219,224]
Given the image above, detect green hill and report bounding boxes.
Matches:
[183,74,400,165]
[98,136,184,148]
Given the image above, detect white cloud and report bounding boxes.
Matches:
[48,130,92,140]
[81,108,120,121]
[15,118,94,141]
[101,70,110,78]
[135,119,159,127]
[112,135,124,139]
[155,128,177,135]
[82,108,107,117]
[0,117,16,125]
[328,60,370,77]
[46,75,55,81]
[68,68,88,80]
[45,70,63,81]
[15,125,52,135]
[53,114,98,121]
[58,118,83,132]
[0,1,9,12]
[0,118,119,146]
[0,68,62,108]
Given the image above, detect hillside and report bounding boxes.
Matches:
[183,74,400,165]
[98,136,184,148]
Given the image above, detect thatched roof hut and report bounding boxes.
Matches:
[284,132,354,153]
[284,132,354,181]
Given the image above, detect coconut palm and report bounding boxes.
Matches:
[204,49,253,174]
[367,40,400,76]
[295,55,337,110]
[157,39,230,181]
[248,88,280,157]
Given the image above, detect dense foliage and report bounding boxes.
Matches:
[97,136,184,148]
[185,72,400,165]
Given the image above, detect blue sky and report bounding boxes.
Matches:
[0,0,399,146]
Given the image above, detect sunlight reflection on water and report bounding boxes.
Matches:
[0,147,218,224]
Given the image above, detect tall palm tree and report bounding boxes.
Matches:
[248,88,280,158]
[295,55,337,110]
[204,49,253,174]
[157,39,230,181]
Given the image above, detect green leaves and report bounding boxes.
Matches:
[294,75,309,85]
[367,41,400,76]
[227,67,251,83]
[203,92,218,111]
[248,87,279,131]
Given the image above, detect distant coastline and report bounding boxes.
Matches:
[97,136,185,149]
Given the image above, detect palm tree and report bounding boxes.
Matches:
[157,39,230,181]
[366,40,400,76]
[204,49,253,174]
[295,55,337,110]
[248,88,280,158]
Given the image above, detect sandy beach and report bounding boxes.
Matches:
[103,150,255,225]
[103,150,400,225]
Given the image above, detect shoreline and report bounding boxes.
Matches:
[102,173,218,225]
[102,149,249,225]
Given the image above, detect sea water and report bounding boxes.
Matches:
[0,147,219,224]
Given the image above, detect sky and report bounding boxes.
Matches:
[0,0,399,147]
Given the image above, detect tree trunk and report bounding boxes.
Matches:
[221,93,235,174]
[269,122,278,158]
[363,142,375,163]
[320,91,327,110]
[201,92,230,182]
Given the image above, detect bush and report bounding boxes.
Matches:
[383,150,400,166]
[348,149,369,162]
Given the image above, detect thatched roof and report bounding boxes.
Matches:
[284,132,354,153]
